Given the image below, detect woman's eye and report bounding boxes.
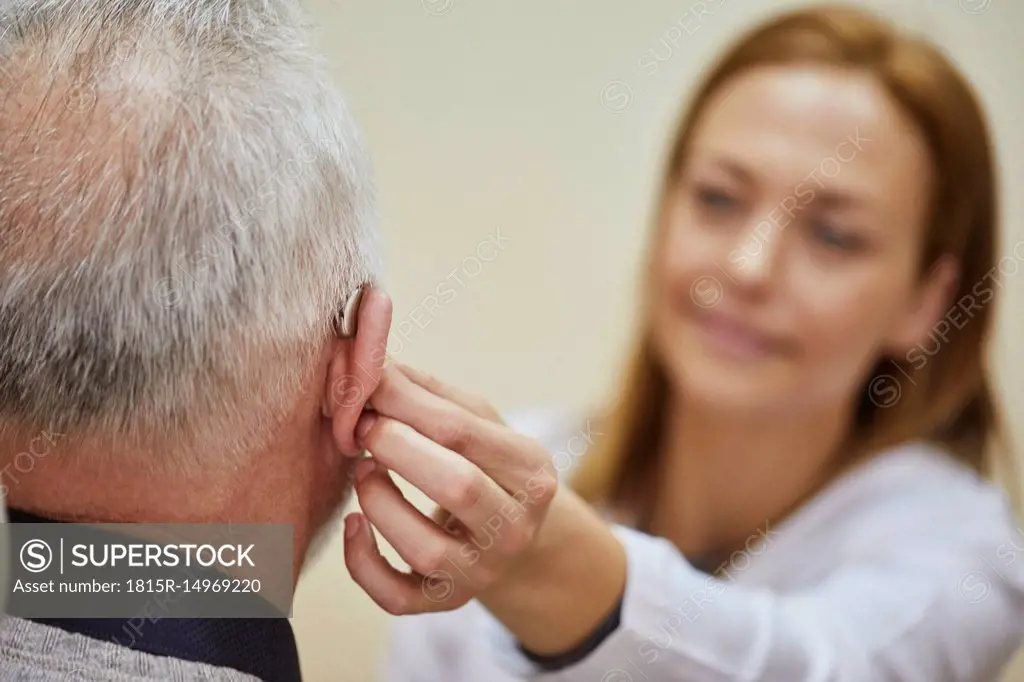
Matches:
[696,187,736,211]
[811,219,861,251]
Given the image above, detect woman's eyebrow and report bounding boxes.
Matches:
[806,188,872,212]
[688,153,756,187]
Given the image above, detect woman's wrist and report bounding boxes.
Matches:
[478,488,628,657]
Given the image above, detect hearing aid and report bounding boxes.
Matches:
[334,283,391,368]
[334,285,367,338]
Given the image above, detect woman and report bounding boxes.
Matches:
[341,5,1024,681]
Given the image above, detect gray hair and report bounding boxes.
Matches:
[0,0,381,473]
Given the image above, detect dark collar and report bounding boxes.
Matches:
[7,507,303,682]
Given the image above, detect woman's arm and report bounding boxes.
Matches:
[345,365,1024,682]
[477,513,1024,682]
[476,486,628,657]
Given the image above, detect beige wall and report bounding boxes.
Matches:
[292,0,1024,679]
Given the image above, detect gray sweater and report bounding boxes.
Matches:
[0,617,261,681]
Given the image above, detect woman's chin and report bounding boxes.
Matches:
[655,325,797,412]
[669,355,790,414]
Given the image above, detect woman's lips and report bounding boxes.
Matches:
[694,311,786,360]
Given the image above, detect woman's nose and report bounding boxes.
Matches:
[723,216,785,287]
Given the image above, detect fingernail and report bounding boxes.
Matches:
[344,514,360,539]
[354,457,376,484]
[355,410,378,445]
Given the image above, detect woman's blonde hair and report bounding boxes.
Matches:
[573,4,1015,509]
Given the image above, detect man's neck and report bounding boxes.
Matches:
[0,441,319,581]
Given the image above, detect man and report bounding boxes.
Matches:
[0,0,393,679]
[0,0,572,678]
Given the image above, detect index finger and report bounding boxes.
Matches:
[393,363,503,424]
[369,365,549,490]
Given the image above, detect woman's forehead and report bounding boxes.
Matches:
[694,65,901,160]
[685,65,933,217]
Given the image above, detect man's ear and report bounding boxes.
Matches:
[322,287,392,456]
[883,254,958,358]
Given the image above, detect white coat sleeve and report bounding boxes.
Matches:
[383,610,469,682]
[480,525,1024,682]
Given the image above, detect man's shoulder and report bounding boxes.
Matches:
[0,617,262,682]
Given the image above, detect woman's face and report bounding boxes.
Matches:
[653,64,954,415]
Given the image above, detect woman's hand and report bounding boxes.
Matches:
[343,363,627,657]
[342,362,560,616]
